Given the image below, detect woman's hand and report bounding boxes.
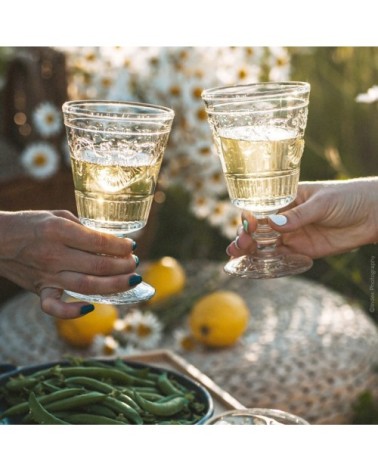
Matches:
[0,210,141,319]
[227,178,378,260]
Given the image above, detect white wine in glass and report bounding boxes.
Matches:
[202,82,312,279]
[63,100,174,303]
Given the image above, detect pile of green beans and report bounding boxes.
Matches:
[0,359,209,425]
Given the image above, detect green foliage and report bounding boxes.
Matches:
[289,47,378,319]
[149,185,229,262]
[351,390,378,424]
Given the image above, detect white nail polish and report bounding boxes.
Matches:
[234,236,241,250]
[269,214,288,226]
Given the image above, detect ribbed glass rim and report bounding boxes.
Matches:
[201,81,310,102]
[62,100,175,122]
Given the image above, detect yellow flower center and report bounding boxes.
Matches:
[196,108,207,121]
[180,334,197,351]
[45,113,55,125]
[136,323,152,338]
[212,172,222,183]
[170,85,181,96]
[101,77,112,88]
[199,146,211,155]
[192,87,203,99]
[276,57,288,67]
[33,153,47,167]
[238,68,248,80]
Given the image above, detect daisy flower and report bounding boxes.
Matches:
[173,328,198,352]
[208,200,231,227]
[90,334,140,357]
[120,309,163,350]
[189,193,215,220]
[32,102,62,138]
[221,205,242,240]
[267,47,291,82]
[20,142,60,180]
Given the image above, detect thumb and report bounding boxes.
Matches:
[268,199,324,233]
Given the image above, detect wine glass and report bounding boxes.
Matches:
[62,100,174,303]
[202,82,312,279]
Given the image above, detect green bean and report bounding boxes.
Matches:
[83,404,118,419]
[113,359,160,380]
[59,413,127,425]
[133,391,188,417]
[28,392,69,425]
[157,372,186,396]
[65,376,142,412]
[102,397,143,424]
[46,391,106,412]
[0,387,84,419]
[59,366,156,387]
[137,392,165,402]
[4,376,39,391]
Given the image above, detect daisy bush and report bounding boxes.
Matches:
[62,46,291,239]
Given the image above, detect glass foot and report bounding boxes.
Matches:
[65,282,155,305]
[224,253,313,279]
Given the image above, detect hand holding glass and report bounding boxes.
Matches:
[63,100,174,303]
[202,82,312,278]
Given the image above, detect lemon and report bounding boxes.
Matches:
[188,290,250,348]
[56,301,119,348]
[142,256,186,305]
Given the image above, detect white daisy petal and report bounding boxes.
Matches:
[20,142,60,180]
[33,102,62,138]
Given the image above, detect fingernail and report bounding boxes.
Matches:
[132,240,138,251]
[80,304,95,315]
[242,218,249,233]
[234,236,241,250]
[133,254,140,267]
[226,244,232,256]
[129,274,142,287]
[269,214,288,226]
[237,224,244,236]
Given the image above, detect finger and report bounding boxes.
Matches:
[40,287,95,319]
[51,209,80,223]
[268,198,325,233]
[54,218,137,256]
[226,231,256,257]
[241,211,258,234]
[57,271,143,296]
[54,250,139,276]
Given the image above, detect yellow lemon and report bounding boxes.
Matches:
[188,290,250,348]
[56,301,119,348]
[142,256,186,305]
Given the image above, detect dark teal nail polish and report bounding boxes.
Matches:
[133,255,140,267]
[242,218,249,233]
[129,274,142,287]
[80,304,95,315]
[132,240,137,251]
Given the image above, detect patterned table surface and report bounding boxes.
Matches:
[1,262,377,424]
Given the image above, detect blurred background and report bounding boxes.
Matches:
[0,46,377,320]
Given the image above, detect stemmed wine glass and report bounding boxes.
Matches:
[62,100,174,303]
[202,82,312,279]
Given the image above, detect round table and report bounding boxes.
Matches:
[0,262,377,424]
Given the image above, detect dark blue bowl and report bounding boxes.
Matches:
[0,358,214,425]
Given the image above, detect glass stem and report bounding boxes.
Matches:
[252,217,281,259]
